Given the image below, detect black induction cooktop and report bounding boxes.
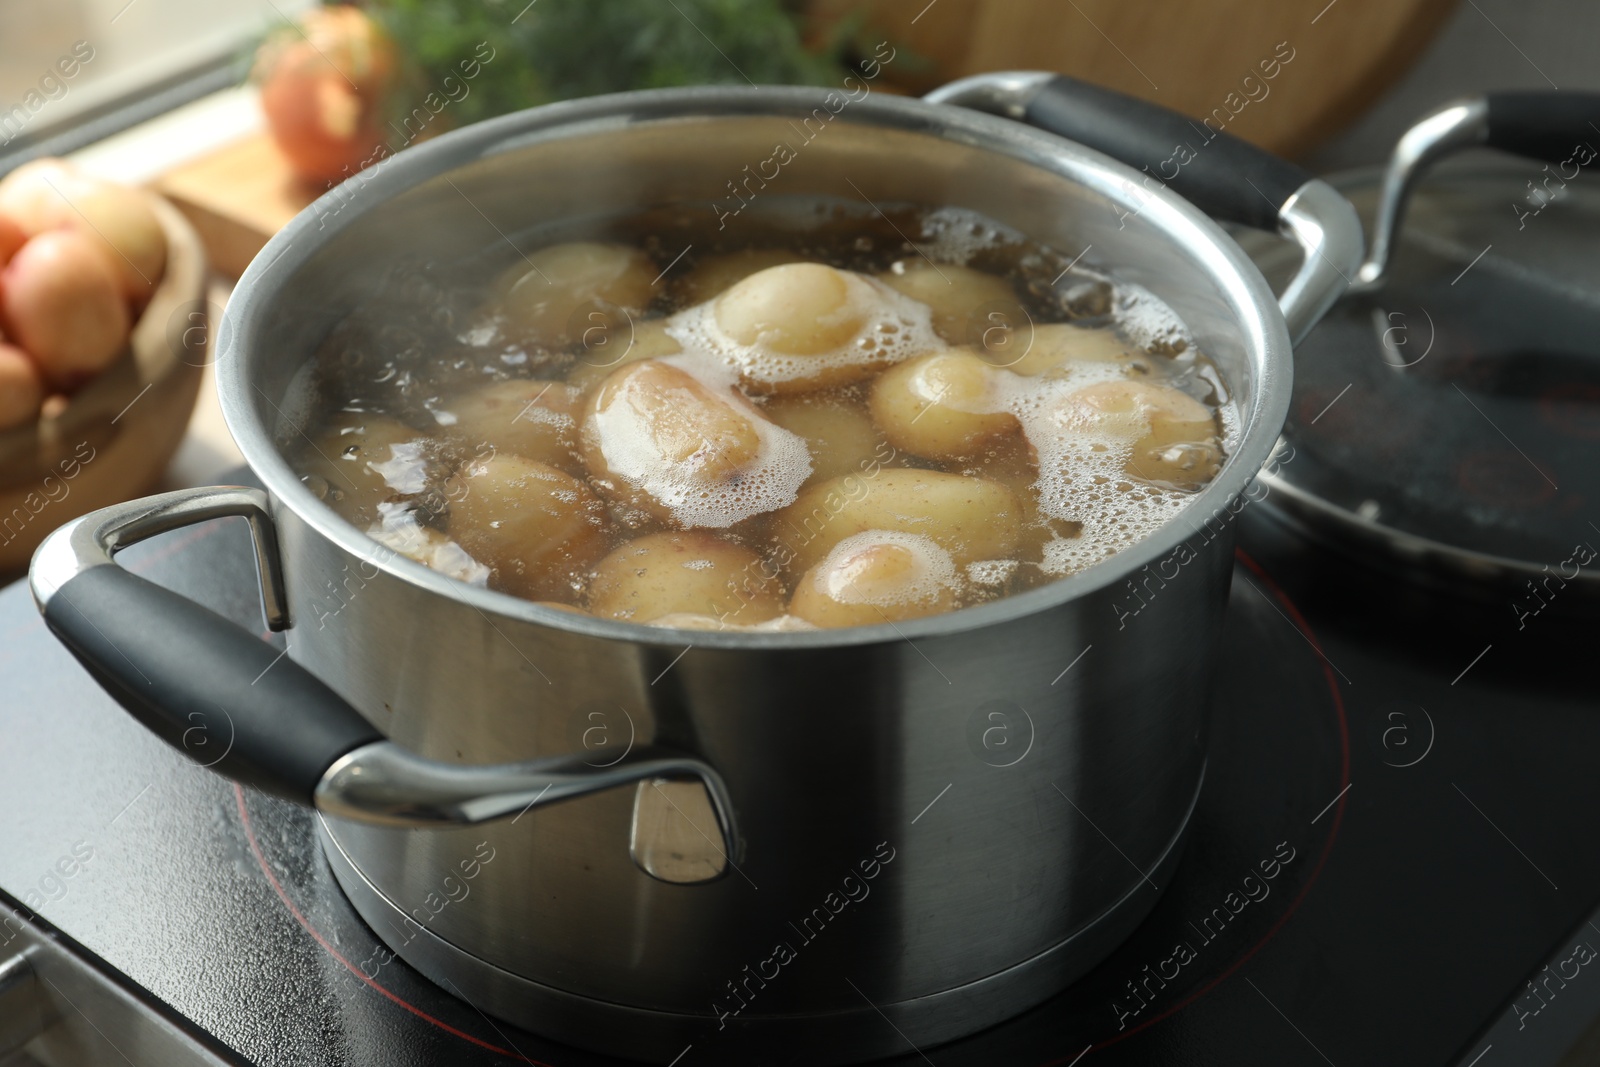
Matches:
[1,474,1597,1067]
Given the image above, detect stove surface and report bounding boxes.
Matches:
[1,486,1597,1066]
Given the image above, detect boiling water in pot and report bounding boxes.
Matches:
[284,200,1236,629]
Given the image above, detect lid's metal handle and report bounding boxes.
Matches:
[926,71,1362,345]
[1350,98,1489,294]
[1354,91,1600,294]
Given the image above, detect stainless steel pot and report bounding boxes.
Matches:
[29,74,1359,1063]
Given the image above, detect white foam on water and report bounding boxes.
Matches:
[585,358,813,529]
[917,206,1013,266]
[812,530,960,608]
[665,271,942,394]
[987,354,1210,575]
[966,559,1020,586]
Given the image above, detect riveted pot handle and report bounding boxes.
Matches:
[30,488,739,865]
[31,487,380,804]
[926,71,1362,344]
[1024,75,1312,231]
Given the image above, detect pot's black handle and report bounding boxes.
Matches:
[30,486,741,866]
[1020,74,1313,231]
[31,487,380,804]
[925,71,1361,345]
[44,565,381,803]
[1484,91,1600,163]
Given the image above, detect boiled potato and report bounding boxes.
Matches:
[761,392,885,484]
[1058,379,1221,490]
[878,259,1018,345]
[586,531,783,625]
[675,249,805,304]
[437,379,581,469]
[1005,323,1150,377]
[446,454,609,600]
[951,438,1067,561]
[869,349,1019,460]
[488,241,655,349]
[565,318,681,391]
[710,263,927,394]
[582,359,807,526]
[296,412,424,522]
[790,531,960,628]
[717,262,864,355]
[772,468,1021,577]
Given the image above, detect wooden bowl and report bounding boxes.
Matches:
[0,195,207,574]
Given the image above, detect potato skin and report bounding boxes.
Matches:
[771,468,1022,577]
[564,318,681,391]
[1004,323,1149,377]
[761,392,885,485]
[437,379,581,470]
[674,249,805,305]
[487,241,655,349]
[789,532,959,628]
[869,349,1019,461]
[446,454,609,600]
[586,531,783,625]
[878,259,1017,345]
[715,262,865,356]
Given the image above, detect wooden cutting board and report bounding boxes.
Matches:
[154,133,319,279]
[808,0,1459,157]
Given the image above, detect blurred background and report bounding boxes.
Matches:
[0,0,1597,564]
[4,0,1600,174]
[2,0,1598,284]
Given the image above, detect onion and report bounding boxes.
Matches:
[0,215,26,266]
[0,159,77,233]
[255,7,397,185]
[1,231,129,389]
[0,342,44,430]
[0,159,167,305]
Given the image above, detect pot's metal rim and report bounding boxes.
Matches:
[1248,157,1600,599]
[219,84,1291,650]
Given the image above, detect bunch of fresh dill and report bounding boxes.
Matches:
[365,0,847,128]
